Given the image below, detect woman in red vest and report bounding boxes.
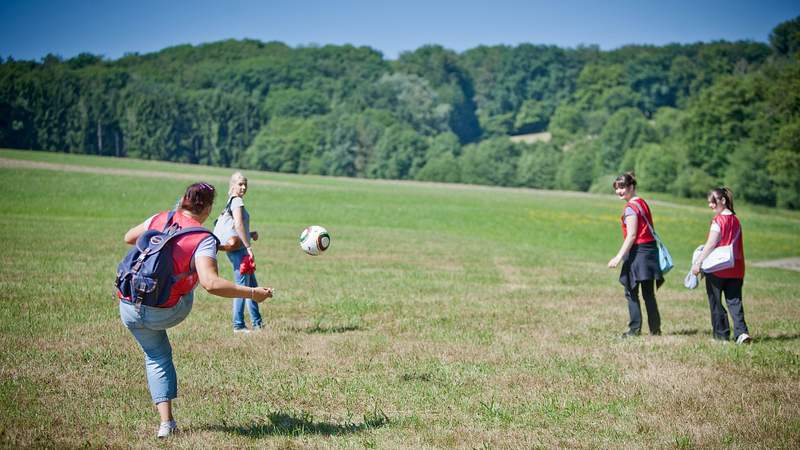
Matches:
[691,188,751,344]
[607,172,663,338]
[120,182,274,438]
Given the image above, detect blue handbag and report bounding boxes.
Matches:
[631,202,674,274]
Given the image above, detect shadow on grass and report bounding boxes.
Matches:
[400,372,433,382]
[755,333,800,343]
[288,321,363,334]
[201,410,389,437]
[305,323,362,334]
[669,329,701,336]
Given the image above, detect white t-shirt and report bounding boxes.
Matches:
[229,196,250,237]
[141,215,218,261]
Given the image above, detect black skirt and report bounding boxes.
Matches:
[619,241,664,290]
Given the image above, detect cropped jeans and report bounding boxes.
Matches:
[119,292,193,404]
[227,247,262,330]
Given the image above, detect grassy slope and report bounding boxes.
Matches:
[0,149,798,448]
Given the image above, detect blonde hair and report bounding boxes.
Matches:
[228,171,247,196]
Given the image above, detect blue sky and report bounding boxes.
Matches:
[1,0,797,61]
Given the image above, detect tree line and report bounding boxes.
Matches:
[1,17,799,208]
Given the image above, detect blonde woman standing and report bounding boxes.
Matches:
[223,172,263,333]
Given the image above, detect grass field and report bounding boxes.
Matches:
[1,148,798,448]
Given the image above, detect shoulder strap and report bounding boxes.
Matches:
[162,209,179,233]
[224,196,235,214]
[728,218,741,245]
[150,227,218,254]
[161,207,181,234]
[629,201,653,230]
[630,201,661,242]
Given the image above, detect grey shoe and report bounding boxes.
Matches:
[157,420,177,438]
[735,333,752,345]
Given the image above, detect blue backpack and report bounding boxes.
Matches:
[115,210,218,307]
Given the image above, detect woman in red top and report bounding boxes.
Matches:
[691,188,751,344]
[120,183,274,438]
[608,172,663,338]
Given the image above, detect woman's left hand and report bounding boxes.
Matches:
[691,263,701,276]
[608,256,622,268]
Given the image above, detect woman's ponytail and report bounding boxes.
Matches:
[708,187,735,214]
[180,182,217,215]
[612,172,637,190]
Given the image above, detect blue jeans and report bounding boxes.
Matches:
[119,292,193,404]
[227,247,262,329]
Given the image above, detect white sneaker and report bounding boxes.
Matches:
[233,328,251,334]
[735,333,752,345]
[157,420,177,438]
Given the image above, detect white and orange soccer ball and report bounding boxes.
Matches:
[299,225,330,256]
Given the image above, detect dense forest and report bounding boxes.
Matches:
[2,17,799,208]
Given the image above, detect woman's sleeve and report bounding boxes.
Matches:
[708,219,721,245]
[230,197,244,210]
[194,235,218,261]
[142,214,156,229]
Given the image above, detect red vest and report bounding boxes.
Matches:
[621,198,656,244]
[149,211,209,308]
[710,214,745,279]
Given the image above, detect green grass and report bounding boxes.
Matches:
[1,148,799,448]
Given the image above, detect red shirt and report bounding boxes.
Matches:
[709,213,745,279]
[148,211,209,308]
[621,198,656,244]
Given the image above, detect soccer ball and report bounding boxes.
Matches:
[299,225,330,256]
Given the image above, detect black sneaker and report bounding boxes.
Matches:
[651,330,662,336]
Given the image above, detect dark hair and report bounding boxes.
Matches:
[612,172,637,190]
[708,187,735,214]
[180,182,216,215]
